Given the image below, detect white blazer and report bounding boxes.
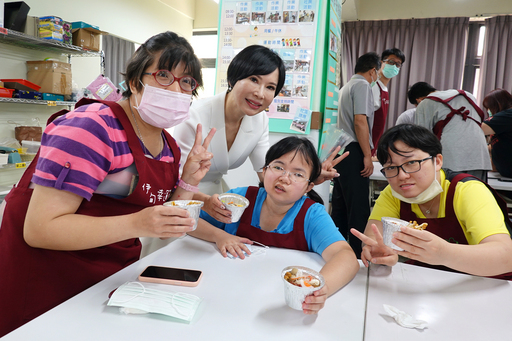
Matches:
[173,91,269,195]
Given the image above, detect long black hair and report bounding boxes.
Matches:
[260,136,324,204]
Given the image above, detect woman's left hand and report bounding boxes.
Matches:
[393,227,448,266]
[181,124,216,185]
[302,284,329,314]
[314,146,349,185]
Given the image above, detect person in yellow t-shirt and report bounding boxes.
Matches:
[351,124,512,279]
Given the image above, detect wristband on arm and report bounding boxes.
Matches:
[178,179,199,193]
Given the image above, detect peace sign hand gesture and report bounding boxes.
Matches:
[181,123,216,186]
[350,224,398,267]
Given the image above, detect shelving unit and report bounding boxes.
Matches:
[0,28,103,188]
[0,28,101,58]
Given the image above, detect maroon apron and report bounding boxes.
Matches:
[400,171,512,280]
[427,90,485,140]
[371,82,389,155]
[236,186,311,251]
[0,99,181,336]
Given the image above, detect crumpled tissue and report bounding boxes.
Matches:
[383,304,428,330]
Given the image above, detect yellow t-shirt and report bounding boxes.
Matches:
[369,170,509,244]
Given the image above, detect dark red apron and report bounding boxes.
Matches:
[371,82,389,155]
[427,90,485,140]
[236,186,311,251]
[0,99,180,336]
[400,170,512,280]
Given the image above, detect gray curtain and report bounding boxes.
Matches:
[477,15,512,104]
[341,17,469,129]
[102,35,135,89]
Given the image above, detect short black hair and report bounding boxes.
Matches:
[122,31,202,98]
[227,45,286,96]
[381,48,406,64]
[376,124,442,165]
[263,136,323,204]
[354,52,381,74]
[407,82,437,105]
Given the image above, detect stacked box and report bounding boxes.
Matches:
[13,89,43,100]
[26,61,72,95]
[38,16,63,42]
[62,21,72,45]
[71,23,104,51]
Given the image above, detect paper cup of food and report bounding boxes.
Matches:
[164,200,204,231]
[281,266,325,310]
[218,193,249,223]
[381,217,410,251]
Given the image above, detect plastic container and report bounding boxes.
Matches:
[1,79,41,92]
[0,88,15,98]
[282,266,325,310]
[218,193,250,223]
[163,200,204,231]
[381,217,409,251]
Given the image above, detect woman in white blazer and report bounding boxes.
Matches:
[174,45,342,224]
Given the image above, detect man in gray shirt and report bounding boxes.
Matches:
[331,52,380,258]
[412,83,491,181]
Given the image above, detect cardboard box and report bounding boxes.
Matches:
[26,61,72,95]
[22,15,38,37]
[72,27,104,51]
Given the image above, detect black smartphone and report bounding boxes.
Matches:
[138,265,203,287]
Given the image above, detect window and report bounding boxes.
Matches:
[191,30,218,99]
[462,21,486,95]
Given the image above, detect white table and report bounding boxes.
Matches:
[488,172,512,192]
[3,236,368,341]
[365,262,512,340]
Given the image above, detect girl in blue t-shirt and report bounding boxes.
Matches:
[190,136,359,314]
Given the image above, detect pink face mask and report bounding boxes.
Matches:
[133,83,191,129]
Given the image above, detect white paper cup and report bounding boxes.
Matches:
[381,217,409,251]
[281,266,325,310]
[164,200,204,231]
[218,193,249,223]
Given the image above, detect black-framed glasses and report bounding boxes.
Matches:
[383,59,402,68]
[143,70,198,92]
[380,156,433,178]
[266,162,310,183]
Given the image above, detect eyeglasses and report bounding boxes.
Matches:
[143,70,198,92]
[383,59,402,68]
[266,162,310,183]
[380,156,433,178]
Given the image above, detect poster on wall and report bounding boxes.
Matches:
[319,0,342,150]
[217,0,319,131]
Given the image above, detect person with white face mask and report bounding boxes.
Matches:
[350,124,512,280]
[331,52,381,259]
[371,48,406,156]
[0,31,215,337]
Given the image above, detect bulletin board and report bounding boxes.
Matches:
[216,0,320,134]
[319,0,342,150]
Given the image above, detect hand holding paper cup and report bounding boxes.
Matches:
[381,217,410,251]
[164,200,204,231]
[282,266,325,310]
[218,193,249,223]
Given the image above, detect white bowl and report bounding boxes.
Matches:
[218,193,250,223]
[281,266,325,310]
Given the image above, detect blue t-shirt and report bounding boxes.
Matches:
[199,187,345,256]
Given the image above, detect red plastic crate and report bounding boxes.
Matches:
[0,79,41,92]
[0,87,15,98]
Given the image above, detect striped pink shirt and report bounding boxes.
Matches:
[32,102,177,200]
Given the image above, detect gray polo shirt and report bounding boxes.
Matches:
[337,74,375,148]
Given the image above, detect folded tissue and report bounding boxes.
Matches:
[383,304,428,330]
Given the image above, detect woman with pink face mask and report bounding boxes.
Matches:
[0,31,215,337]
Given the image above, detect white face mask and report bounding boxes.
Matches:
[107,282,201,322]
[133,82,191,129]
[391,158,443,205]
